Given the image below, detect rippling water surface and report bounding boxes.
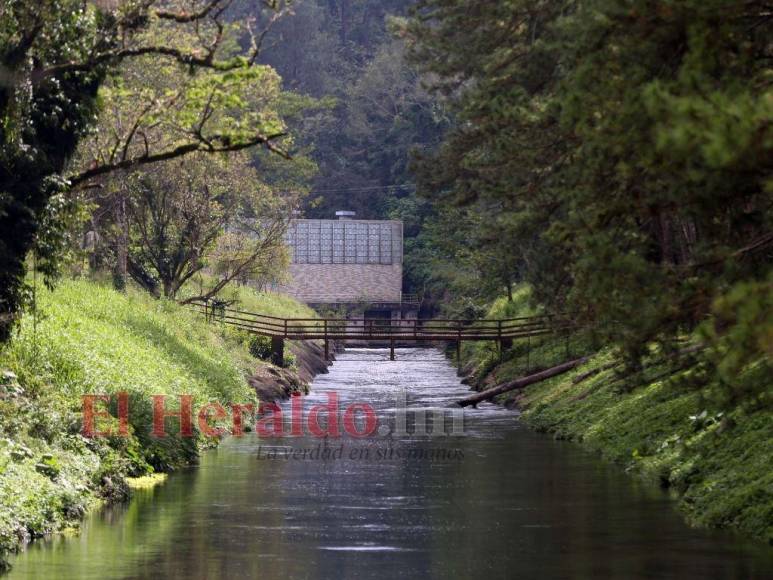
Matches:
[8,348,773,579]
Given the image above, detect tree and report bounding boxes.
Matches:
[254,0,443,219]
[73,27,314,290]
[405,0,772,370]
[336,37,448,216]
[115,152,292,301]
[0,0,293,342]
[389,200,527,317]
[401,0,569,311]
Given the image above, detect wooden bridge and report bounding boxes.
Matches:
[188,300,575,365]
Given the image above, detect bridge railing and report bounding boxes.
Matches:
[187,299,575,341]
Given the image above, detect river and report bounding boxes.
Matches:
[7,348,773,579]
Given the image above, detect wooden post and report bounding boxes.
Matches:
[390,338,395,361]
[271,336,284,367]
[498,320,503,362]
[456,339,461,363]
[500,335,513,361]
[324,319,329,360]
[526,334,530,373]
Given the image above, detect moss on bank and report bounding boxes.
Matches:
[125,473,168,489]
[0,278,315,571]
[457,288,773,545]
[516,354,772,543]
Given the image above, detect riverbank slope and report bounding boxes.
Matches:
[0,278,321,571]
[457,292,772,545]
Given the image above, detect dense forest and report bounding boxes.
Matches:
[403,0,772,410]
[255,0,446,217]
[253,0,772,413]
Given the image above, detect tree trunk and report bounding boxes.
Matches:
[658,209,674,264]
[340,0,350,43]
[457,356,589,408]
[162,277,175,299]
[114,193,128,291]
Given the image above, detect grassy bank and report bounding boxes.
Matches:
[458,289,773,545]
[0,278,315,571]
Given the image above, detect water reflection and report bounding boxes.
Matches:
[8,349,773,579]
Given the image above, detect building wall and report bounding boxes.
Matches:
[286,219,402,266]
[277,219,404,304]
[280,263,403,303]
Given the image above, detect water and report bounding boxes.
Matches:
[8,348,773,579]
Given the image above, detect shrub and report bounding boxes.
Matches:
[248,335,273,360]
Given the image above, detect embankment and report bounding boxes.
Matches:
[249,340,333,402]
[455,291,772,544]
[0,278,322,571]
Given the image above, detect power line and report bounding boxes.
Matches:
[309,183,416,194]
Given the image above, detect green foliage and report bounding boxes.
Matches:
[1,0,107,341]
[460,279,773,543]
[519,354,773,544]
[459,286,596,387]
[0,278,245,566]
[248,335,273,360]
[108,152,292,299]
[459,287,536,375]
[256,0,448,220]
[698,275,773,410]
[406,0,772,400]
[4,279,254,464]
[0,0,298,343]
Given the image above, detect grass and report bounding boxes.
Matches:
[125,473,168,489]
[517,354,773,543]
[0,276,315,571]
[456,286,589,385]
[459,285,773,544]
[182,274,317,319]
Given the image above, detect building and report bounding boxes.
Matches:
[277,211,418,323]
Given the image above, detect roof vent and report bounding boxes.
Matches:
[335,211,356,220]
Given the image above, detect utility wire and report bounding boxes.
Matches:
[309,183,416,194]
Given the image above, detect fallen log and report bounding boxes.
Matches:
[457,356,589,408]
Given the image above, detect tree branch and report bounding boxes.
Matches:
[179,218,288,304]
[36,45,231,79]
[68,132,288,187]
[153,0,230,23]
[36,0,291,80]
[691,231,773,270]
